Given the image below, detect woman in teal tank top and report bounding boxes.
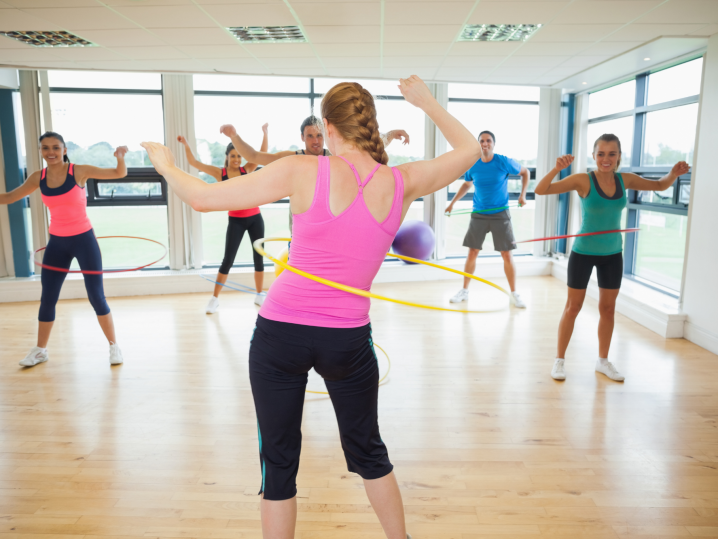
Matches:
[535,134,690,383]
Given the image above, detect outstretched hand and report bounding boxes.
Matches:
[114,146,129,159]
[220,124,237,138]
[140,142,176,175]
[555,155,574,171]
[262,123,269,135]
[671,161,690,177]
[386,129,410,145]
[177,135,188,146]
[399,75,433,109]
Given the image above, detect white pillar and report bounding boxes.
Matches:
[681,38,718,354]
[423,82,448,260]
[566,92,589,254]
[534,87,562,256]
[162,74,203,270]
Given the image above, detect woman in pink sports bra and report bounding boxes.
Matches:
[142,75,481,539]
[177,124,269,312]
[0,132,129,368]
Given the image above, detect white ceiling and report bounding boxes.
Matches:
[0,0,716,87]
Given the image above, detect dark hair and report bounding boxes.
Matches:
[39,131,69,162]
[592,133,622,170]
[224,142,240,168]
[321,82,387,165]
[300,115,322,136]
[478,130,495,143]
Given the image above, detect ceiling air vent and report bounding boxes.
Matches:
[0,30,95,47]
[228,26,306,44]
[459,24,541,42]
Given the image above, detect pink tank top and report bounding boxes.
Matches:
[40,164,93,237]
[223,167,261,218]
[260,155,405,328]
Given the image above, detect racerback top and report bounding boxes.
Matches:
[260,155,405,328]
[40,164,93,237]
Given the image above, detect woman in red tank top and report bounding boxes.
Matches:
[177,124,268,313]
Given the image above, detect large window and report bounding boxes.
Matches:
[445,83,540,257]
[584,57,701,293]
[47,71,169,270]
[194,74,426,268]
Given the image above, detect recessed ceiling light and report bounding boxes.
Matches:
[582,81,588,85]
[0,30,95,47]
[459,24,542,42]
[228,26,306,44]
[644,57,651,61]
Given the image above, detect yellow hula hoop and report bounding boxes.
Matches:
[305,343,391,395]
[252,237,512,313]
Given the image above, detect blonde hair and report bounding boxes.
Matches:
[593,133,622,171]
[321,82,388,165]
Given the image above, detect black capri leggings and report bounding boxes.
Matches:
[219,213,265,274]
[249,315,393,501]
[567,250,623,290]
[39,229,110,322]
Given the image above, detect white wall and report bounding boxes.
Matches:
[0,69,18,90]
[682,35,718,354]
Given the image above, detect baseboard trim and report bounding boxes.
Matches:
[684,322,718,355]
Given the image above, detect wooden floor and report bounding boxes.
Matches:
[2,275,718,539]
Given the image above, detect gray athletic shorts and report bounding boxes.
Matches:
[462,210,516,251]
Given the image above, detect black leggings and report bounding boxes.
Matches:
[219,214,265,274]
[567,251,623,290]
[249,315,393,501]
[39,229,110,322]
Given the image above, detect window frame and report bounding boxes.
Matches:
[577,56,702,295]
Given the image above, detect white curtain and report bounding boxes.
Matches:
[162,74,203,270]
[534,87,563,256]
[19,70,50,256]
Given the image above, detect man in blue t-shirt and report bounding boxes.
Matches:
[445,130,530,308]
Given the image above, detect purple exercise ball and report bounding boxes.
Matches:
[392,220,435,264]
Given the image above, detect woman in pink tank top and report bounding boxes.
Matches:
[177,124,268,312]
[142,75,481,539]
[0,132,130,368]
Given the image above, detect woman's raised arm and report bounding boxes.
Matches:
[141,141,305,212]
[0,172,40,205]
[534,155,588,197]
[177,136,222,182]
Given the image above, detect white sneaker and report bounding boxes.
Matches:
[449,288,469,303]
[551,358,566,380]
[206,296,219,314]
[254,292,267,307]
[109,343,123,365]
[19,346,48,367]
[511,291,527,309]
[595,359,624,381]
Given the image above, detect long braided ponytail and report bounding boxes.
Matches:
[321,82,388,165]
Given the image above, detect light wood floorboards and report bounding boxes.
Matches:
[1,276,718,538]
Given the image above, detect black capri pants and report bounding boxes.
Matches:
[567,251,623,290]
[219,214,265,274]
[249,315,393,501]
[39,229,110,322]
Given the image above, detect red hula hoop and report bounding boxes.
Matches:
[33,235,168,274]
[516,228,640,244]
